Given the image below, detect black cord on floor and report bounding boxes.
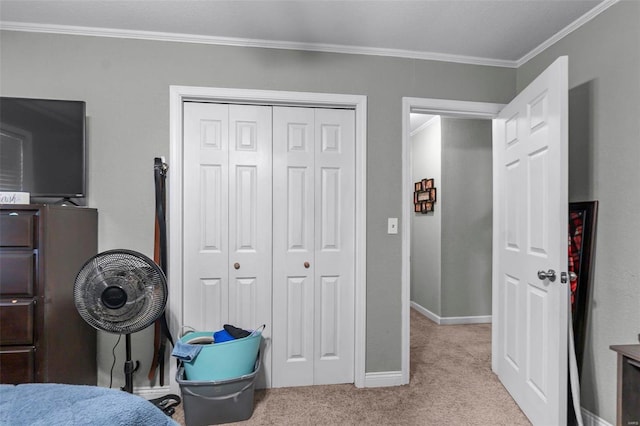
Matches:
[109,334,122,389]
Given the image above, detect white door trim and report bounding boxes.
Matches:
[401,97,504,384]
[169,86,367,394]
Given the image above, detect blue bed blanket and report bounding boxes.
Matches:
[0,383,179,426]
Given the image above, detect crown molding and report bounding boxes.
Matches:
[517,0,620,67]
[0,21,518,68]
[1,0,620,71]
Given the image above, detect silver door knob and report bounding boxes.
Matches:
[537,269,556,282]
[561,271,578,284]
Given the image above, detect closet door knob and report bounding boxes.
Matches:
[304,262,310,269]
[234,262,240,270]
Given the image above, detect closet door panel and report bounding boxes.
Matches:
[285,276,312,358]
[319,167,341,250]
[314,109,355,385]
[287,167,310,250]
[234,166,258,251]
[199,279,225,330]
[319,275,340,358]
[272,107,315,387]
[183,102,229,331]
[229,277,258,329]
[228,105,272,386]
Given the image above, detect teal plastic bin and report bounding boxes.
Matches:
[181,331,262,381]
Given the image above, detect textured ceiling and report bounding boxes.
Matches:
[0,0,607,64]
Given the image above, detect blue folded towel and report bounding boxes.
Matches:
[171,340,203,362]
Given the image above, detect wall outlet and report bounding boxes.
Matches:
[388,218,398,234]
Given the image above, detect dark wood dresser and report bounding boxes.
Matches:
[610,344,640,426]
[0,204,97,385]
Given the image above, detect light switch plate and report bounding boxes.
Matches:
[388,217,398,234]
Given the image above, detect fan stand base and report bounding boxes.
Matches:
[119,334,180,417]
[149,394,182,417]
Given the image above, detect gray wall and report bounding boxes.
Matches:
[518,1,640,423]
[440,117,493,317]
[411,117,442,315]
[0,30,515,388]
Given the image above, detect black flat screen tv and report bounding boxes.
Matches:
[0,97,86,199]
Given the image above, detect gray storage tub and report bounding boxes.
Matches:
[176,351,260,425]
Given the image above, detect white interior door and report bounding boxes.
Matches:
[183,102,273,386]
[272,107,355,387]
[493,56,568,425]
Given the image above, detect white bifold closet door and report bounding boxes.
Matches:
[182,102,273,385]
[272,107,355,387]
[182,102,355,388]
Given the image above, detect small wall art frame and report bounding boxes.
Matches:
[413,179,437,214]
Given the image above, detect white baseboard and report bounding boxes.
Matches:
[134,385,173,400]
[410,301,440,323]
[440,315,492,325]
[581,408,612,426]
[411,301,492,325]
[364,371,403,388]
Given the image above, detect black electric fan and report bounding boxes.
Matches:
[74,249,168,393]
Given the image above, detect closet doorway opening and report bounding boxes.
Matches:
[168,86,367,395]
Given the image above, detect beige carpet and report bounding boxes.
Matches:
[172,309,530,425]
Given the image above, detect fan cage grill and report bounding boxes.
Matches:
[74,250,168,334]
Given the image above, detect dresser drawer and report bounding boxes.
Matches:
[0,347,35,384]
[0,252,35,296]
[0,212,36,248]
[0,300,34,345]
